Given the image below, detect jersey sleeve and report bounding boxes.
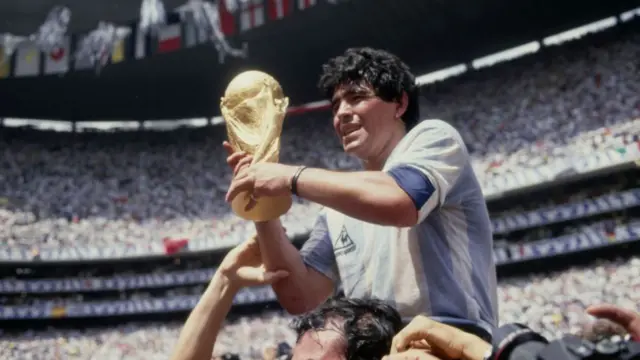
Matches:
[386,120,468,223]
[299,210,339,283]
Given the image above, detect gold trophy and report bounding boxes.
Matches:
[220,70,293,222]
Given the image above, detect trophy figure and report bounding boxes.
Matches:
[221,70,293,222]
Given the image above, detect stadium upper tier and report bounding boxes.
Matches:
[0,28,639,260]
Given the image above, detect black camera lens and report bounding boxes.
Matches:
[596,339,622,357]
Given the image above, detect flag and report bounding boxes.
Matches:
[268,0,292,20]
[111,38,125,64]
[135,28,146,59]
[14,43,40,77]
[74,34,95,70]
[297,0,317,10]
[163,238,189,255]
[44,37,70,75]
[219,0,237,35]
[157,24,182,53]
[0,48,9,78]
[240,0,265,32]
[183,19,198,48]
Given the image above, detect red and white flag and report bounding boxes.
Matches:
[268,0,292,20]
[44,37,69,75]
[218,0,236,35]
[297,0,316,10]
[240,0,265,31]
[157,24,182,53]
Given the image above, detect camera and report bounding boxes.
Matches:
[492,323,640,360]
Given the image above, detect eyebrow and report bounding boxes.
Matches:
[331,87,372,105]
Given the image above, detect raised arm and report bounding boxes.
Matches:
[170,237,289,360]
[296,120,467,226]
[254,215,336,314]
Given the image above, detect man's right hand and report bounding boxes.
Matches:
[224,141,254,176]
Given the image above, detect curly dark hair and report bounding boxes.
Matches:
[291,298,403,360]
[318,47,419,130]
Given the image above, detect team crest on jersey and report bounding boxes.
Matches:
[334,225,356,256]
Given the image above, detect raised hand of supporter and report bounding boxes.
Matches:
[383,349,441,360]
[586,304,640,341]
[390,315,491,360]
[218,234,289,289]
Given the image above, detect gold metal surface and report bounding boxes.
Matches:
[221,70,292,221]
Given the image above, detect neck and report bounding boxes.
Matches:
[363,122,407,171]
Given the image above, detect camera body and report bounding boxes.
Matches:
[493,323,640,360]
[539,335,640,360]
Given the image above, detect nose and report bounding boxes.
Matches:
[334,100,353,124]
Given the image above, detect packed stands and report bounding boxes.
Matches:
[1,24,639,257]
[1,256,639,359]
[1,17,640,360]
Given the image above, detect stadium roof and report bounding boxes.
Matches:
[0,0,637,121]
[0,0,185,35]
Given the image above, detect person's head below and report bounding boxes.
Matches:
[290,298,403,360]
[318,47,419,169]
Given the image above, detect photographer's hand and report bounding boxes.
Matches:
[390,315,491,360]
[587,304,640,341]
[383,349,441,360]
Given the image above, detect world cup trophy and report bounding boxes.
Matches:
[221,70,293,222]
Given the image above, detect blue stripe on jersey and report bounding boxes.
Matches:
[387,165,436,209]
[416,212,471,319]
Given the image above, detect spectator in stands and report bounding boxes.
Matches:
[171,234,403,360]
[224,47,497,339]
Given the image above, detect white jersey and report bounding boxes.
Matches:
[300,119,498,334]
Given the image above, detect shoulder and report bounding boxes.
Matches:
[408,119,465,147]
[396,119,468,160]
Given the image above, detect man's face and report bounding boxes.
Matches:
[331,83,403,160]
[291,327,346,360]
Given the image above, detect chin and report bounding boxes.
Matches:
[343,144,368,159]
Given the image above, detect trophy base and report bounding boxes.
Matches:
[231,192,293,222]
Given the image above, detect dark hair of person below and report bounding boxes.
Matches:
[318,47,420,130]
[291,297,403,360]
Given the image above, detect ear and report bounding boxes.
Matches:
[395,92,409,119]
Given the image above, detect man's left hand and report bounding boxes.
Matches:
[225,162,298,208]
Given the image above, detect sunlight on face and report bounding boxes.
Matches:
[331,83,402,161]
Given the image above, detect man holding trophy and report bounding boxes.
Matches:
[221,47,497,341]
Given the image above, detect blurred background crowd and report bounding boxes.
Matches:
[0,3,639,360]
[1,25,638,252]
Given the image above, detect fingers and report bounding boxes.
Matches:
[226,151,248,170]
[234,155,254,176]
[587,304,640,340]
[391,316,490,360]
[223,141,234,156]
[391,315,434,353]
[245,194,259,212]
[262,270,290,284]
[236,268,289,285]
[226,177,254,203]
[383,349,440,360]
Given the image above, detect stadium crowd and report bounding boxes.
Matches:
[0,27,638,252]
[1,256,638,360]
[1,20,640,360]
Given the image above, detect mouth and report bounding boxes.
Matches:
[341,126,360,137]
